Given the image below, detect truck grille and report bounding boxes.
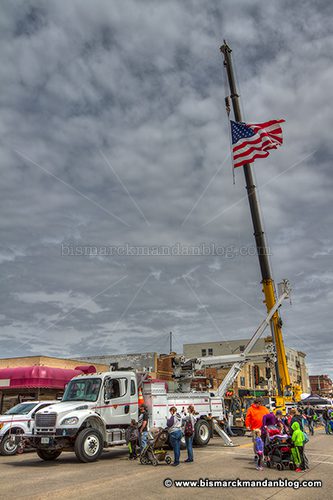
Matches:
[35,413,57,428]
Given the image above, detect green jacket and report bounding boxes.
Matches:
[291,421,304,446]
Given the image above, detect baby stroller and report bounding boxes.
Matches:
[265,434,295,471]
[140,427,172,466]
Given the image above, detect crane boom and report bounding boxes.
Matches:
[220,42,295,398]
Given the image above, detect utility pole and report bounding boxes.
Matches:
[220,41,291,397]
[169,331,173,354]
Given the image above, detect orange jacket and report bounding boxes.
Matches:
[245,404,269,430]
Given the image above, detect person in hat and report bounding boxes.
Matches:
[125,419,139,460]
[138,404,149,451]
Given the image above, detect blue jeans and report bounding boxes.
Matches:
[140,431,148,451]
[307,419,314,435]
[185,435,194,461]
[169,430,182,464]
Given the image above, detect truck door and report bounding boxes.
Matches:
[101,376,131,428]
[130,376,138,421]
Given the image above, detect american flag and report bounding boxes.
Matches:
[231,119,285,168]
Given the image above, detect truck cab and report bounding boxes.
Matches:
[28,371,138,462]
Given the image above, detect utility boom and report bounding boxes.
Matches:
[216,280,290,399]
[174,280,291,402]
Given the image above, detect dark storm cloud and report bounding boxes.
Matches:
[0,0,332,378]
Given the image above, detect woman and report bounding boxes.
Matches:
[275,410,288,434]
[261,412,277,444]
[183,405,196,463]
[167,406,183,466]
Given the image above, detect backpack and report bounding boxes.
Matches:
[184,418,194,437]
[303,431,309,444]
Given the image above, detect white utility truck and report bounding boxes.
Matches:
[22,373,220,462]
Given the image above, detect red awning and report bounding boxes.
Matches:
[0,365,94,390]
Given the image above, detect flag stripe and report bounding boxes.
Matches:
[234,140,277,161]
[247,119,285,129]
[234,150,270,168]
[234,134,282,154]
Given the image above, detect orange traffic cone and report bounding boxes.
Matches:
[138,387,144,406]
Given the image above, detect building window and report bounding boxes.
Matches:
[208,348,213,356]
[201,349,207,357]
[240,376,245,387]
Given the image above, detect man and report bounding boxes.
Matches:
[138,404,149,451]
[289,408,304,432]
[304,403,315,436]
[245,398,269,459]
[322,407,329,434]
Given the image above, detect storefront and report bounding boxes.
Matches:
[0,365,96,413]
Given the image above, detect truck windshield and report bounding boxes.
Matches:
[62,378,102,402]
[5,403,38,415]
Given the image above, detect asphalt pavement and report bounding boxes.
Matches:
[0,427,332,500]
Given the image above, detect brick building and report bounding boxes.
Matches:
[309,375,333,397]
[183,338,311,396]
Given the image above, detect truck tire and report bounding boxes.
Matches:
[74,428,103,463]
[193,420,210,446]
[0,435,18,456]
[36,449,62,461]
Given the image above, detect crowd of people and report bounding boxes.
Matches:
[125,399,332,469]
[125,404,197,466]
[245,397,333,472]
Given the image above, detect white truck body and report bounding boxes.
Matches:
[0,400,58,455]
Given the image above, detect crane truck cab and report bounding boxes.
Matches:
[26,371,138,462]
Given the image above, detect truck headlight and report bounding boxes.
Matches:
[0,423,4,430]
[60,417,79,426]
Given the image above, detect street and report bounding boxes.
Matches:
[1,428,331,500]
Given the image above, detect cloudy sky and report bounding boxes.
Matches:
[0,0,332,378]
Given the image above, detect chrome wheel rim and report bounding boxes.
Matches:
[83,434,100,457]
[199,425,209,441]
[4,437,17,453]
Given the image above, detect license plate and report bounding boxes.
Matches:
[41,437,50,444]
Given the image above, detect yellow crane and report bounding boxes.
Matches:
[220,42,301,409]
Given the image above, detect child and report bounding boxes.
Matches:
[125,419,139,460]
[253,429,264,470]
[291,421,306,472]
